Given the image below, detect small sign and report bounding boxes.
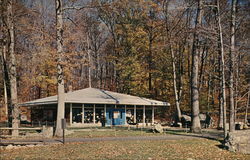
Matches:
[61,119,66,129]
[113,111,120,119]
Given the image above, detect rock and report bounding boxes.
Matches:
[182,115,191,122]
[224,130,250,154]
[177,122,182,128]
[181,115,191,127]
[153,124,163,133]
[243,124,249,129]
[6,145,16,150]
[42,126,53,138]
[26,145,35,148]
[235,122,244,130]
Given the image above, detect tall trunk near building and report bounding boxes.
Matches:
[0,42,8,120]
[170,47,182,122]
[0,1,8,121]
[87,34,92,88]
[218,92,224,129]
[234,58,239,121]
[229,0,237,132]
[148,32,153,97]
[55,0,65,137]
[190,0,203,133]
[218,50,223,129]
[207,73,211,111]
[6,0,19,136]
[163,0,182,123]
[217,0,227,138]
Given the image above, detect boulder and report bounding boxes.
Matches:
[243,124,249,129]
[181,115,191,127]
[224,130,250,154]
[5,145,16,150]
[153,123,163,133]
[42,126,53,138]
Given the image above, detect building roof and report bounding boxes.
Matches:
[21,87,170,106]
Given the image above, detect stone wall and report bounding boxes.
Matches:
[224,130,250,154]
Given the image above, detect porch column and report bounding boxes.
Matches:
[125,105,127,125]
[152,106,154,124]
[82,104,84,124]
[104,104,106,119]
[143,105,145,126]
[70,103,72,126]
[134,105,136,123]
[93,104,96,124]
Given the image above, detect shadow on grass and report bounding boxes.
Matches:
[165,128,224,141]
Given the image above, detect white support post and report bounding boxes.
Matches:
[152,106,154,125]
[82,104,85,124]
[104,104,106,119]
[93,104,96,124]
[143,105,146,126]
[125,105,127,125]
[70,103,72,126]
[134,105,136,123]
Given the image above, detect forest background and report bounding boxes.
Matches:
[0,0,249,133]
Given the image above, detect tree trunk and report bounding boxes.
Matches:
[218,92,224,129]
[229,0,237,132]
[170,47,182,122]
[190,0,203,133]
[244,88,249,124]
[6,0,19,136]
[87,34,92,88]
[217,0,227,138]
[55,0,65,137]
[0,42,8,121]
[0,2,8,121]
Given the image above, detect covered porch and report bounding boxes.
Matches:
[21,88,170,127]
[68,103,157,127]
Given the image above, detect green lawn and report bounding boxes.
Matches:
[1,139,249,160]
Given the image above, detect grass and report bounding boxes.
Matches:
[66,127,166,138]
[1,128,248,159]
[1,139,249,160]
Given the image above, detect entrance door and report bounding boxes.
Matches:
[106,109,125,125]
[72,108,82,123]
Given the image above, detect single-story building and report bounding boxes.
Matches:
[21,87,170,127]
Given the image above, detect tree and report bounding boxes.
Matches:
[0,0,8,122]
[5,0,19,136]
[216,0,227,138]
[229,0,237,132]
[54,0,65,137]
[190,0,203,133]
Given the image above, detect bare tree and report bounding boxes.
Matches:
[0,0,8,121]
[5,0,19,136]
[171,47,182,121]
[244,88,249,124]
[87,33,92,88]
[216,0,227,138]
[190,0,203,133]
[54,0,65,137]
[229,0,237,132]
